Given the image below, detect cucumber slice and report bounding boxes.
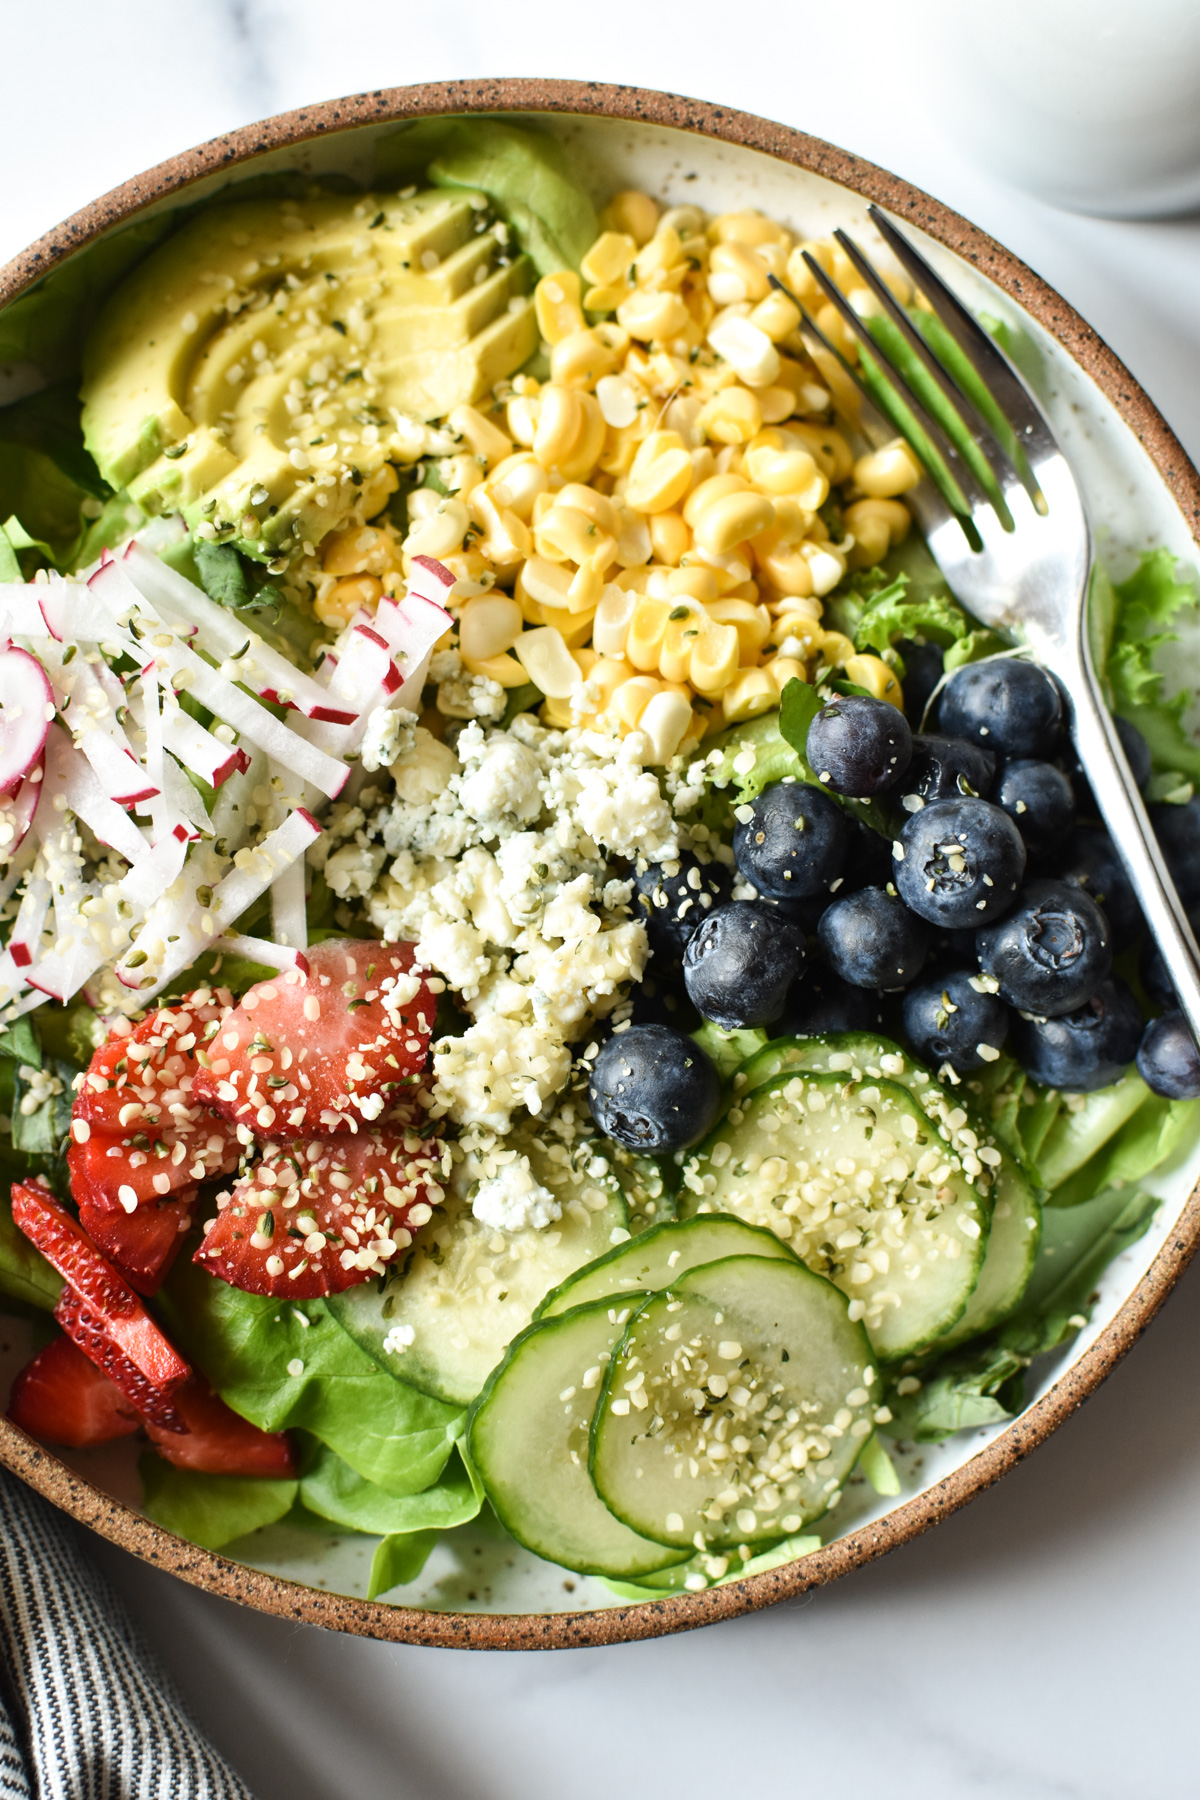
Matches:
[537,1214,800,1321]
[737,1032,1041,1339]
[467,1299,688,1579]
[329,1145,628,1406]
[680,1071,990,1359]
[590,1254,874,1552]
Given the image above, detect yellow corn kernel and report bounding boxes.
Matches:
[707,597,771,662]
[844,653,905,709]
[766,656,808,695]
[554,609,598,648]
[551,327,621,388]
[813,629,856,671]
[768,612,823,659]
[534,504,617,571]
[625,436,693,514]
[853,439,922,498]
[517,555,572,612]
[593,584,636,657]
[535,271,586,346]
[315,574,381,627]
[782,246,823,307]
[580,655,637,713]
[568,557,605,614]
[437,451,485,500]
[448,403,513,469]
[539,693,576,728]
[610,675,662,730]
[584,284,630,314]
[461,650,530,689]
[665,565,719,603]
[692,491,775,557]
[788,422,854,483]
[616,289,692,345]
[745,443,824,503]
[626,597,673,672]
[721,667,777,725]
[689,621,741,695]
[459,594,523,662]
[658,603,706,683]
[649,510,690,566]
[639,690,694,765]
[483,453,549,520]
[513,626,583,698]
[435,548,488,589]
[757,541,816,598]
[581,231,637,288]
[749,287,802,343]
[710,211,786,249]
[506,386,540,446]
[320,525,390,577]
[611,500,653,570]
[697,387,763,446]
[532,385,583,470]
[757,386,797,425]
[682,473,747,528]
[707,242,772,306]
[636,227,685,283]
[805,541,849,597]
[556,483,617,533]
[814,301,859,363]
[559,393,606,482]
[403,499,469,561]
[602,191,659,246]
[468,491,531,569]
[844,498,911,571]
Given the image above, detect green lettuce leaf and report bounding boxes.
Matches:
[1048,1094,1200,1210]
[0,1016,40,1068]
[299,1443,485,1600]
[139,1455,297,1551]
[367,1530,442,1600]
[851,575,971,656]
[0,216,176,382]
[0,1182,62,1314]
[1035,1074,1152,1190]
[1103,550,1200,778]
[158,1258,463,1495]
[373,118,598,275]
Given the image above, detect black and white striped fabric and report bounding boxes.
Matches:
[0,1469,253,1799]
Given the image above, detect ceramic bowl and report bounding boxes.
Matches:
[1,78,1198,1650]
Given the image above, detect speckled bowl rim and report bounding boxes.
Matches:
[2,76,1199,1651]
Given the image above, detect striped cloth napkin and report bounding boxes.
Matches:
[0,1469,252,1799]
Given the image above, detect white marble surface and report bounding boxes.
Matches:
[7,5,1200,1794]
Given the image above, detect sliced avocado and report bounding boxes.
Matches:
[80,189,538,562]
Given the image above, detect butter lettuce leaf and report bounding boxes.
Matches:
[139,1456,297,1552]
[1103,550,1200,778]
[298,1442,485,1600]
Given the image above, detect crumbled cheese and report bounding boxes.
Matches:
[470,1156,562,1232]
[359,706,418,773]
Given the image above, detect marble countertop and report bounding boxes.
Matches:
[6,5,1200,1795]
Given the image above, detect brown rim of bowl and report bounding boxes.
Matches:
[2,78,1199,1652]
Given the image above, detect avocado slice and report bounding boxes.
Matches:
[80,189,538,562]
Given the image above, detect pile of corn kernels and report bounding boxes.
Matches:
[311,189,925,764]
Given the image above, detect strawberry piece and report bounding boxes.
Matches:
[195,1130,443,1298]
[77,1192,195,1297]
[68,1120,239,1216]
[8,1334,141,1447]
[12,1180,189,1393]
[145,1379,296,1477]
[72,989,237,1136]
[54,1287,186,1432]
[191,940,438,1138]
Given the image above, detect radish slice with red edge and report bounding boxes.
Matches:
[0,646,53,795]
[212,933,309,975]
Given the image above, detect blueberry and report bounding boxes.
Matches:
[588,1024,721,1153]
[938,657,1063,759]
[899,733,996,807]
[901,966,1011,1075]
[733,780,848,901]
[1149,799,1200,906]
[895,638,945,726]
[1008,977,1143,1091]
[805,695,913,797]
[976,878,1111,1016]
[1071,716,1152,816]
[1057,827,1143,951]
[1137,1012,1200,1100]
[993,760,1076,859]
[770,963,885,1038]
[683,901,804,1030]
[894,797,1026,928]
[633,853,732,961]
[1141,906,1200,1008]
[818,886,930,989]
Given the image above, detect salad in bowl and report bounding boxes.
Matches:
[0,100,1198,1629]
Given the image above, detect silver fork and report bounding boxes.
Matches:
[770,209,1200,1046]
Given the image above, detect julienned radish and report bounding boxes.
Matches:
[0,645,53,794]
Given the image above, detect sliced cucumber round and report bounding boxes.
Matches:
[536,1214,800,1322]
[590,1254,874,1552]
[467,1298,688,1579]
[736,1032,1041,1342]
[329,1142,628,1406]
[679,1071,991,1360]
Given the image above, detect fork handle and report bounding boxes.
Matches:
[1054,637,1200,1047]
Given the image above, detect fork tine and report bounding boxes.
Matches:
[866,205,1060,474]
[832,227,1026,503]
[796,255,998,518]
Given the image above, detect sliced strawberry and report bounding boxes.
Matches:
[8,1334,141,1447]
[195,1130,443,1298]
[191,940,438,1138]
[72,989,237,1136]
[145,1379,296,1477]
[12,1181,189,1393]
[54,1287,186,1432]
[68,1120,240,1216]
[77,1192,195,1297]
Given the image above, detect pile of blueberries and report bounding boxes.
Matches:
[589,651,1200,1155]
